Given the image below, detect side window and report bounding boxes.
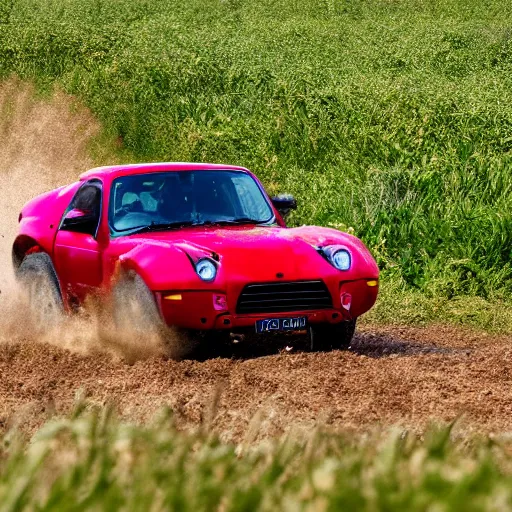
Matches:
[60,180,102,237]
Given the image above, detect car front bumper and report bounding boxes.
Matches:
[155,278,378,330]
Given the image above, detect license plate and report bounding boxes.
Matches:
[255,316,308,333]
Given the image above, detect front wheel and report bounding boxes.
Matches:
[112,272,164,334]
[111,272,195,360]
[309,319,356,352]
[15,252,64,328]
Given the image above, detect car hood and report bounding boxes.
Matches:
[121,225,378,287]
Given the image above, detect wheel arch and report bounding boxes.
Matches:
[117,244,198,291]
[12,235,42,270]
[117,249,155,290]
[13,241,64,305]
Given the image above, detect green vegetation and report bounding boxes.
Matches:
[1,0,511,303]
[1,407,511,511]
[364,274,512,332]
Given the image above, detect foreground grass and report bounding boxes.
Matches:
[1,0,512,298]
[1,408,511,511]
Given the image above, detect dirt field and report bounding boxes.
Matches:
[1,324,511,442]
[1,80,511,443]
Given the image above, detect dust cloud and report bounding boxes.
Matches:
[0,78,166,361]
[0,78,96,290]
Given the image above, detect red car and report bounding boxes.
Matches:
[12,162,379,352]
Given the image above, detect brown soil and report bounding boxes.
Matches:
[1,80,511,442]
[1,324,511,442]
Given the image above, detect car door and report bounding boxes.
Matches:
[53,179,104,305]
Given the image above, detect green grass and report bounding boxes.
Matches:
[1,407,511,511]
[1,0,512,300]
[364,276,512,333]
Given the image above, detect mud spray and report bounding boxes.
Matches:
[0,79,168,361]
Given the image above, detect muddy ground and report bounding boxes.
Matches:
[1,80,511,442]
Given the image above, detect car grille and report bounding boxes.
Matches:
[236,280,333,314]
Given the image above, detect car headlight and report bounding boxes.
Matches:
[321,246,351,271]
[196,258,217,281]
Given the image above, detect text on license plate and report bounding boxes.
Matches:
[255,316,308,333]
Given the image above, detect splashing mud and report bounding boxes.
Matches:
[0,78,166,361]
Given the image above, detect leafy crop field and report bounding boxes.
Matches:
[1,0,512,303]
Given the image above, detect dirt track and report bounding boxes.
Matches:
[1,80,511,442]
[1,324,511,442]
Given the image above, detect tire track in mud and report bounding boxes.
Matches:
[1,80,511,442]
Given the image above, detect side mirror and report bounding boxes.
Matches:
[271,194,297,218]
[61,208,98,235]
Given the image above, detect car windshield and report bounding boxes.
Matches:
[109,170,275,235]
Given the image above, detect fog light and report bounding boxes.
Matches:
[213,294,228,311]
[164,294,182,301]
[340,292,352,311]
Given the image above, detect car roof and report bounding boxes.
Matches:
[79,162,249,181]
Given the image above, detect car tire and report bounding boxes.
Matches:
[309,319,356,352]
[15,252,64,326]
[111,271,193,360]
[112,271,165,333]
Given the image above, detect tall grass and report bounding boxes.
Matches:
[0,0,511,297]
[1,407,511,511]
